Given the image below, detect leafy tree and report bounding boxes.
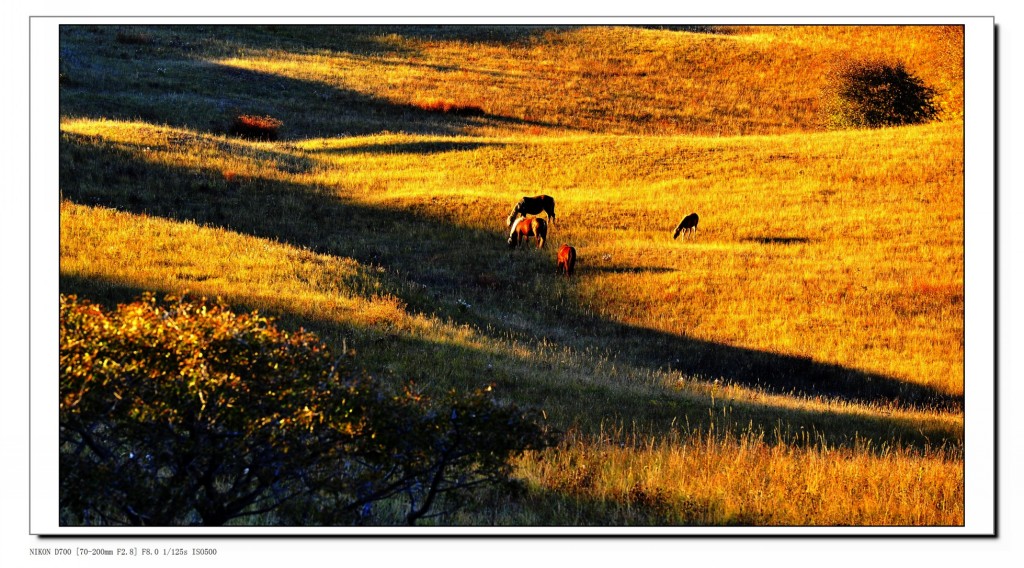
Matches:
[825,59,939,128]
[59,293,556,526]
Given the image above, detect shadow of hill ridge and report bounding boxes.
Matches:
[59,25,559,140]
[241,24,577,54]
[59,132,963,414]
[576,317,962,412]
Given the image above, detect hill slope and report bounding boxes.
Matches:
[58,24,965,526]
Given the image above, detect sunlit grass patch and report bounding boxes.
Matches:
[59,201,417,340]
[515,424,963,526]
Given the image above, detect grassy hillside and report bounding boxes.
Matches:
[58,24,965,526]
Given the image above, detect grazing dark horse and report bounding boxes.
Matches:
[508,217,547,249]
[506,195,556,229]
[557,244,577,277]
[672,212,699,239]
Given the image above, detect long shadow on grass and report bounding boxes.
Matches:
[59,132,964,420]
[59,25,561,139]
[311,140,506,156]
[349,332,963,451]
[57,270,962,455]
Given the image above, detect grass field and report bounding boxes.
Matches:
[58,24,965,526]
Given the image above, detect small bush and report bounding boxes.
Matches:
[825,60,939,128]
[228,114,284,141]
[59,293,557,526]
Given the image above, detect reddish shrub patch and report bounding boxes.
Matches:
[228,114,284,141]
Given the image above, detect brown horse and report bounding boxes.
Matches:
[557,244,577,277]
[672,212,699,239]
[506,195,556,229]
[508,217,547,249]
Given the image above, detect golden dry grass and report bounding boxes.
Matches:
[515,426,963,526]
[61,116,964,397]
[58,24,964,526]
[214,25,963,136]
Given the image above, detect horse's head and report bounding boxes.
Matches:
[506,209,520,229]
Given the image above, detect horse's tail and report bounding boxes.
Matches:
[535,218,547,248]
[558,244,576,276]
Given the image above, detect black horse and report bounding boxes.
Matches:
[672,212,699,239]
[506,195,556,229]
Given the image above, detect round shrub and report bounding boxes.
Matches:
[825,60,939,128]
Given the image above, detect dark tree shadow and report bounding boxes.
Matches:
[311,140,507,156]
